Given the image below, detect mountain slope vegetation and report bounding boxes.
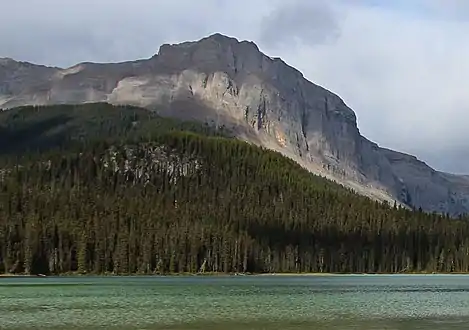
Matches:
[1,103,468,275]
[2,34,469,215]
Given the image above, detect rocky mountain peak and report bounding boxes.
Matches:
[154,33,268,77]
[0,58,17,66]
[157,33,259,58]
[1,34,468,215]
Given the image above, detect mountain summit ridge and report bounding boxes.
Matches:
[1,33,468,214]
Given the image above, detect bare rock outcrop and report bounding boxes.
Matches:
[1,33,468,215]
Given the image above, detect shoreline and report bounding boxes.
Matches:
[0,274,47,278]
[2,272,469,277]
[254,272,469,276]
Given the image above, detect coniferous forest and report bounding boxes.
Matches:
[1,103,469,275]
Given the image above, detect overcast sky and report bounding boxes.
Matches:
[1,0,469,174]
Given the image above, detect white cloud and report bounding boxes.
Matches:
[0,0,270,65]
[258,2,469,174]
[1,0,468,173]
[259,0,343,48]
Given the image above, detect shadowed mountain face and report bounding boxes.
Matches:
[1,33,468,215]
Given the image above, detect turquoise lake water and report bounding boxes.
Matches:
[1,274,469,329]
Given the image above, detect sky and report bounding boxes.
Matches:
[1,0,469,174]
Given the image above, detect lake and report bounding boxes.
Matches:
[1,274,469,329]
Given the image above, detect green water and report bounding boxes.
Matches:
[1,275,469,329]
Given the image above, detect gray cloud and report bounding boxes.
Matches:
[0,0,270,67]
[260,1,469,174]
[259,0,342,48]
[1,0,468,174]
[425,0,469,19]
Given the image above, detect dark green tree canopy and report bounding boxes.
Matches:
[0,103,468,275]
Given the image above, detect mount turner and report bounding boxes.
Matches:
[1,33,468,215]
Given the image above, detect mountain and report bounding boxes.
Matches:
[1,103,469,275]
[1,33,468,215]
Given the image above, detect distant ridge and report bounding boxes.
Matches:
[1,33,468,215]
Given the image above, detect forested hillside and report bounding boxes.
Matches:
[1,103,469,275]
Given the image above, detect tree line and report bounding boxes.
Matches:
[0,104,468,275]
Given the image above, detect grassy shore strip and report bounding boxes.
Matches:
[2,271,469,277]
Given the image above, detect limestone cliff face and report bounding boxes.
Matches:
[1,33,468,214]
[0,58,57,107]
